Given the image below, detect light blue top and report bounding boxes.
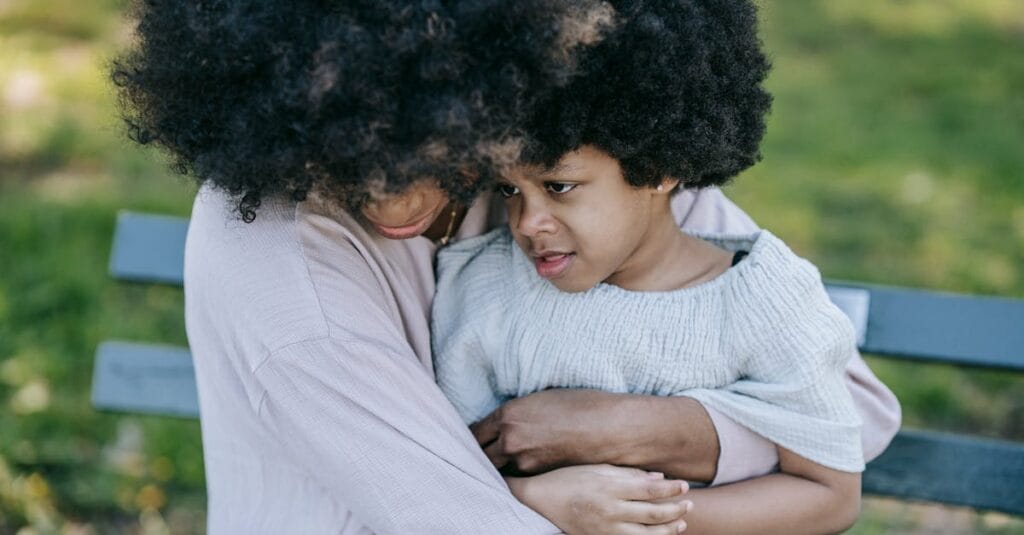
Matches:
[432,227,864,472]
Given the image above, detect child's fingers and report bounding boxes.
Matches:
[614,477,688,501]
[614,519,689,535]
[615,499,692,526]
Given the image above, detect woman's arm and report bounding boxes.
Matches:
[254,336,561,534]
[256,337,702,534]
[469,346,899,485]
[470,388,721,481]
[472,390,862,534]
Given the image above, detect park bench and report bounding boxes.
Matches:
[93,211,1024,516]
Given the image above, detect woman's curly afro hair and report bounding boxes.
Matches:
[113,0,614,219]
[521,0,772,191]
[113,0,770,220]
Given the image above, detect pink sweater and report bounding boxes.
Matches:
[184,186,900,534]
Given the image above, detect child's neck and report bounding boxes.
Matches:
[604,211,734,292]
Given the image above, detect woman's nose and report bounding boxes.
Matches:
[361,181,444,227]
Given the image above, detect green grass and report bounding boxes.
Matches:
[1,0,1023,532]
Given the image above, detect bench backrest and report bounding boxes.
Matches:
[94,211,1024,514]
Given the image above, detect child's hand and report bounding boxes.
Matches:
[506,464,693,535]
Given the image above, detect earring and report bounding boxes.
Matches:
[656,184,664,192]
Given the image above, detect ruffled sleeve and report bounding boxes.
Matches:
[682,232,865,472]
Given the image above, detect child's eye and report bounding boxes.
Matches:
[545,182,577,194]
[496,183,520,198]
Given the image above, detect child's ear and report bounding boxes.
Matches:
[655,177,681,194]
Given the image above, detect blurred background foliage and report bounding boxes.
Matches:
[0,0,1021,533]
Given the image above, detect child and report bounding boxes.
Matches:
[432,1,865,532]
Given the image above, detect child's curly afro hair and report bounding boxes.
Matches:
[522,0,772,191]
[113,0,614,219]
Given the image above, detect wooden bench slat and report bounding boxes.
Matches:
[824,285,870,346]
[106,213,1024,371]
[93,344,1024,517]
[827,281,1024,371]
[109,212,189,286]
[92,341,198,418]
[864,429,1024,515]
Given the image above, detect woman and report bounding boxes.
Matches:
[113,1,900,533]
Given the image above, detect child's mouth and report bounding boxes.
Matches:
[533,252,575,279]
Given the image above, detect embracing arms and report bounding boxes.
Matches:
[470,389,721,482]
[469,350,899,485]
[256,332,705,534]
[469,189,899,486]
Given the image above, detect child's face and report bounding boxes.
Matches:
[499,145,668,293]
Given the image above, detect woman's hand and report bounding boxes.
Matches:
[506,464,693,535]
[472,389,635,472]
[472,389,719,481]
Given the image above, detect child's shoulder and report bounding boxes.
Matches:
[434,227,532,301]
[688,229,822,287]
[436,227,519,277]
[746,229,823,291]
[705,230,856,351]
[697,229,835,321]
[440,225,517,257]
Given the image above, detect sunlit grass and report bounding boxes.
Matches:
[823,0,1024,37]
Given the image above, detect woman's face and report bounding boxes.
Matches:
[360,180,451,240]
[498,145,667,293]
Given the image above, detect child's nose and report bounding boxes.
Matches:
[515,196,557,237]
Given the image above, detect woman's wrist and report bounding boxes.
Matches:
[604,395,720,482]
